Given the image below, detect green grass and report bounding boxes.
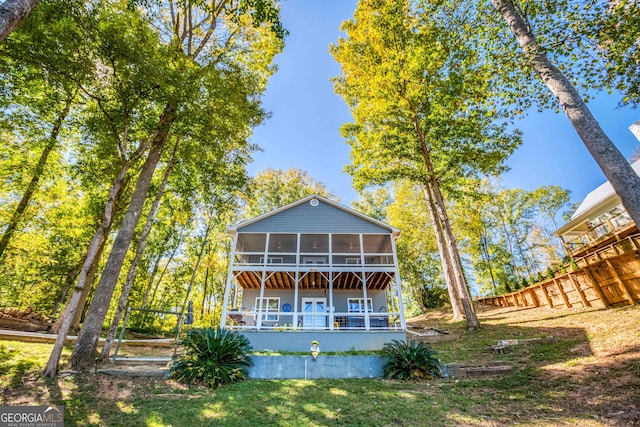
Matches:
[2,304,639,426]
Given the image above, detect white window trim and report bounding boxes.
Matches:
[303,256,327,264]
[255,297,280,321]
[259,256,283,264]
[347,298,373,313]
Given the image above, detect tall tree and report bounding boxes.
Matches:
[490,0,640,231]
[386,182,449,313]
[332,0,520,328]
[41,1,179,376]
[68,0,285,372]
[98,137,180,362]
[0,91,73,259]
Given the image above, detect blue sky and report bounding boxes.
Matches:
[248,1,640,218]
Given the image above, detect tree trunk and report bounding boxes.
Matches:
[428,176,480,329]
[0,0,40,42]
[100,138,179,362]
[69,240,106,330]
[49,213,110,334]
[492,0,640,228]
[50,260,83,318]
[201,266,209,316]
[43,160,129,377]
[422,185,464,320]
[413,115,480,329]
[70,105,176,371]
[479,228,498,295]
[0,96,71,259]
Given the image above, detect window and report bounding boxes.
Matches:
[303,256,327,264]
[255,297,280,321]
[259,257,283,264]
[348,298,372,313]
[345,257,361,265]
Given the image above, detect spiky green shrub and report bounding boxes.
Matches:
[546,267,555,279]
[570,258,579,271]
[382,340,441,380]
[169,327,252,388]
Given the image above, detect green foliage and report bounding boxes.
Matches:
[169,327,253,389]
[418,284,449,309]
[382,340,441,381]
[387,182,448,310]
[241,168,337,218]
[351,187,392,222]
[331,0,521,194]
[455,180,569,296]
[546,267,555,279]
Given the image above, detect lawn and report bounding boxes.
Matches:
[1,304,639,426]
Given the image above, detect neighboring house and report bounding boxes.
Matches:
[220,194,407,352]
[556,160,640,257]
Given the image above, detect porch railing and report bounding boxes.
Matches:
[226,310,402,331]
[565,210,634,253]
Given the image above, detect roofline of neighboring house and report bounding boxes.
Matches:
[227,194,401,238]
[555,193,620,236]
[555,159,640,236]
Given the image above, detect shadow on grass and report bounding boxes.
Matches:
[0,343,41,394]
[4,304,640,426]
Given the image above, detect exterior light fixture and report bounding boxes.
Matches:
[310,340,320,360]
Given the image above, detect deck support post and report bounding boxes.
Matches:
[568,273,590,308]
[540,284,553,308]
[530,288,540,307]
[605,259,636,306]
[583,267,609,308]
[553,278,572,308]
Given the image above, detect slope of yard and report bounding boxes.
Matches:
[1,304,639,426]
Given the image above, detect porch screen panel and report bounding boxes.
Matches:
[332,234,361,265]
[300,234,329,253]
[236,233,266,264]
[332,234,360,253]
[267,234,297,264]
[363,234,393,265]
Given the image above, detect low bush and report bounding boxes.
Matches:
[169,327,252,388]
[382,339,441,380]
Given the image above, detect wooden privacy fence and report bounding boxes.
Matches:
[476,233,640,309]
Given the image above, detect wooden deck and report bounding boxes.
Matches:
[477,232,640,309]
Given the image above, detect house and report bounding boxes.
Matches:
[555,160,640,257]
[220,194,407,352]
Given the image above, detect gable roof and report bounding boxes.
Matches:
[570,159,640,221]
[228,194,400,236]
